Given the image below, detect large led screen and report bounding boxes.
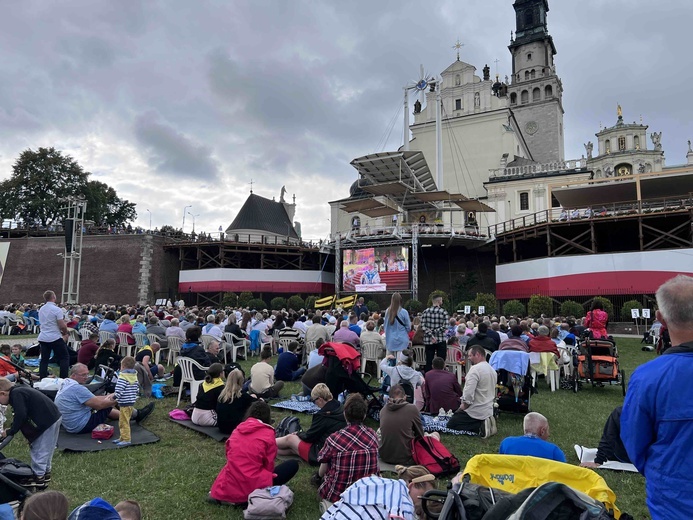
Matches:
[342,247,409,292]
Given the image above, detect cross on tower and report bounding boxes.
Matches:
[493,58,500,75]
[452,39,464,61]
[249,178,254,194]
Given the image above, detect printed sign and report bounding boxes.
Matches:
[478,306,485,314]
[631,308,640,319]
[642,309,650,319]
[464,306,471,314]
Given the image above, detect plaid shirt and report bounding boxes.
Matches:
[317,423,379,502]
[421,305,450,344]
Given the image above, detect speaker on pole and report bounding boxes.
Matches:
[64,218,74,253]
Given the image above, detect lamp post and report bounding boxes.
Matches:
[188,212,200,233]
[182,205,192,232]
[146,209,152,232]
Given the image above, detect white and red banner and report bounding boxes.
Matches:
[179,268,333,294]
[496,249,693,299]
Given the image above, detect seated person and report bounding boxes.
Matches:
[528,325,559,356]
[249,346,284,398]
[22,490,70,520]
[93,339,122,371]
[379,384,425,465]
[276,383,346,466]
[580,406,631,468]
[499,412,566,462]
[146,316,168,346]
[0,345,18,382]
[379,352,424,402]
[359,320,385,352]
[77,332,101,370]
[423,356,462,413]
[117,315,135,344]
[164,317,185,341]
[202,314,223,342]
[223,315,246,339]
[321,465,438,520]
[499,326,530,352]
[173,326,209,387]
[10,344,25,369]
[135,342,165,380]
[274,341,306,382]
[191,363,225,427]
[317,394,379,504]
[216,369,258,435]
[447,346,497,436]
[332,320,360,349]
[209,401,299,505]
[54,364,154,434]
[114,500,142,520]
[466,322,497,353]
[205,339,225,365]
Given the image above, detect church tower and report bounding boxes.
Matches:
[506,0,564,163]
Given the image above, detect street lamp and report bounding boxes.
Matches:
[188,212,200,233]
[146,209,152,232]
[182,205,192,231]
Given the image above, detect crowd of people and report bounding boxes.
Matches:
[0,274,690,519]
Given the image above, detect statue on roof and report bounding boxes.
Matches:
[584,141,593,159]
[617,104,622,118]
[483,64,490,81]
[651,131,662,151]
[280,186,287,203]
[688,139,692,153]
[414,100,421,114]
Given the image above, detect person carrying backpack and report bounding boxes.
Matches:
[379,352,423,404]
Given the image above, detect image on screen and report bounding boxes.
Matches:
[342,247,409,292]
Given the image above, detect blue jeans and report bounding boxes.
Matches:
[30,418,61,477]
[291,367,306,381]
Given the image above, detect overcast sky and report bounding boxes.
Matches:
[1,0,691,239]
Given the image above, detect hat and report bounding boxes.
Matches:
[328,316,337,324]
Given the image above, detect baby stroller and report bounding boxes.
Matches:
[318,342,382,411]
[0,415,34,517]
[573,339,626,396]
[489,350,532,414]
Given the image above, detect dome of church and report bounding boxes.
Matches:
[349,177,371,199]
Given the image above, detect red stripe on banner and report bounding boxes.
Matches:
[179,281,334,294]
[496,270,693,299]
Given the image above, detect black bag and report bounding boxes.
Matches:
[0,457,34,504]
[275,416,302,438]
[396,368,415,404]
[423,481,518,520]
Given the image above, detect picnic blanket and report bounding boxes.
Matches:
[574,445,639,473]
[57,423,159,452]
[169,417,229,442]
[272,400,320,414]
[421,414,478,436]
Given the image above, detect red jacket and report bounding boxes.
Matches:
[528,335,559,355]
[210,417,277,504]
[585,310,608,339]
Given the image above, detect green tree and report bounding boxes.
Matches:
[270,297,287,310]
[621,300,641,321]
[472,293,497,315]
[528,294,554,318]
[560,300,584,318]
[238,292,254,308]
[502,299,526,317]
[304,295,318,310]
[404,299,424,313]
[287,295,305,310]
[221,292,238,308]
[590,296,614,319]
[247,298,268,310]
[366,300,380,313]
[427,290,451,312]
[83,180,136,227]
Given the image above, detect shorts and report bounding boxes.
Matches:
[78,408,113,434]
[298,440,312,462]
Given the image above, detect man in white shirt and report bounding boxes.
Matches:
[447,345,497,437]
[37,290,70,379]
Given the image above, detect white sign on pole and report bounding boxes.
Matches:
[642,309,651,319]
[478,306,485,314]
[464,306,471,314]
[631,308,640,319]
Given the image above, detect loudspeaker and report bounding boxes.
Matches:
[64,218,74,252]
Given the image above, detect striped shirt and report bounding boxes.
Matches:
[320,476,415,520]
[115,370,139,407]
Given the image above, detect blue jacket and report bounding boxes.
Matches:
[383,308,411,352]
[621,344,693,519]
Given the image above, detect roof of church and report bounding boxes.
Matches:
[506,155,537,167]
[226,193,299,238]
[442,59,476,75]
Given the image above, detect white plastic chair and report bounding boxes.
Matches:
[277,337,295,353]
[79,328,92,341]
[176,357,209,406]
[223,333,248,363]
[167,336,183,366]
[360,341,382,378]
[445,346,465,385]
[67,329,82,351]
[117,332,134,357]
[99,331,115,345]
[147,333,168,364]
[134,333,148,349]
[411,345,426,370]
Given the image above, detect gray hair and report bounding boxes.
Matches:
[656,275,693,329]
[523,412,548,435]
[537,325,550,336]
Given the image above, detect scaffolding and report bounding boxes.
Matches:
[61,197,87,304]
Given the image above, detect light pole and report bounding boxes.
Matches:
[146,209,152,232]
[188,212,200,233]
[182,205,192,231]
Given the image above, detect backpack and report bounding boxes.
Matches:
[275,416,302,438]
[244,485,294,519]
[411,435,460,477]
[395,367,415,404]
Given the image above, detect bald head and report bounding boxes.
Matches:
[523,412,550,440]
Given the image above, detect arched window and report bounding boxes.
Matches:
[525,71,530,80]
[634,135,640,149]
[527,53,532,61]
[532,88,540,101]
[530,69,536,79]
[455,74,461,86]
[605,140,611,154]
[544,85,553,98]
[521,90,529,104]
[510,92,517,105]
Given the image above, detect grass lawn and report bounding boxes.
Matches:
[3,338,652,519]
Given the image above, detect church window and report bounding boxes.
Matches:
[618,136,626,151]
[634,135,640,149]
[455,74,461,86]
[519,192,530,211]
[545,85,553,98]
[510,92,517,105]
[551,194,560,208]
[521,90,529,104]
[525,71,530,80]
[532,88,540,101]
[455,98,462,110]
[605,140,611,154]
[530,69,536,79]
[527,53,532,61]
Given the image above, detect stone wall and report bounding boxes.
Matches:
[0,235,178,305]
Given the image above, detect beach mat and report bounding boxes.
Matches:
[272,400,320,414]
[421,414,478,436]
[574,445,639,472]
[58,423,159,452]
[169,418,228,442]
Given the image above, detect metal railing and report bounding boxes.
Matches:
[330,223,488,243]
[489,158,588,179]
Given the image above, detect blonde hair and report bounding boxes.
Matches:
[218,369,244,403]
[387,292,402,325]
[310,383,333,402]
[395,465,434,486]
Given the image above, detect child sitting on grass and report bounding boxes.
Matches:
[10,344,25,369]
[114,356,139,447]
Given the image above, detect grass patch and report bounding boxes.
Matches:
[2,339,652,519]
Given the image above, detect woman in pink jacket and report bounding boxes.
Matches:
[585,300,609,339]
[209,401,298,505]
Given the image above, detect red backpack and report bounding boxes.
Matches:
[411,435,460,476]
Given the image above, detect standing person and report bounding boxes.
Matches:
[37,290,70,379]
[420,296,449,372]
[584,300,609,339]
[353,297,369,318]
[384,293,411,355]
[113,356,139,447]
[621,275,693,520]
[0,378,62,489]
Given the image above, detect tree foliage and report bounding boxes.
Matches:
[528,294,554,318]
[621,300,641,321]
[270,297,287,310]
[591,297,614,319]
[472,293,497,315]
[221,292,238,308]
[502,299,526,317]
[287,295,305,311]
[560,300,584,318]
[366,300,380,313]
[404,299,424,313]
[247,298,268,311]
[304,295,318,310]
[0,147,135,228]
[238,292,254,308]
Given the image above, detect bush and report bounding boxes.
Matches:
[560,300,584,318]
[221,292,238,308]
[404,299,424,313]
[366,300,380,313]
[621,300,641,321]
[238,291,254,308]
[304,295,318,310]
[270,297,287,310]
[472,293,497,315]
[528,294,554,318]
[454,301,473,314]
[427,290,450,312]
[287,295,305,311]
[246,298,268,311]
[590,296,614,319]
[502,300,526,317]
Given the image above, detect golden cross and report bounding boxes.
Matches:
[452,39,464,61]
